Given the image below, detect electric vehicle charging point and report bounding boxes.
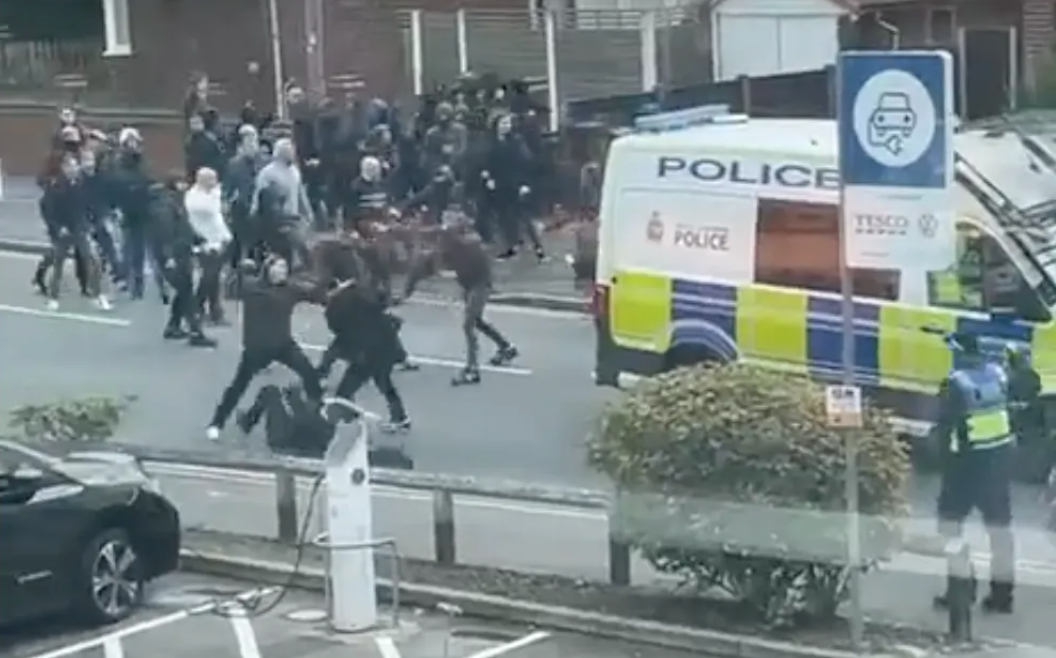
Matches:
[318,397,389,634]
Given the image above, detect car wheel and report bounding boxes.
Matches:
[76,528,143,624]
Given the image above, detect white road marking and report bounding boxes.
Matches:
[102,637,124,658]
[409,294,587,320]
[23,608,194,658]
[300,342,533,376]
[23,586,276,658]
[0,249,44,261]
[463,631,551,658]
[0,303,131,327]
[375,636,403,658]
[229,614,264,658]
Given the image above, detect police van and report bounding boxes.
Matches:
[591,106,1056,477]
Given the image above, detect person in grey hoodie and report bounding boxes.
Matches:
[251,138,313,268]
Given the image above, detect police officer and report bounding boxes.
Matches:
[1006,344,1050,483]
[1007,344,1042,438]
[933,332,1015,614]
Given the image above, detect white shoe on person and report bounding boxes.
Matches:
[206,426,221,441]
[95,296,112,311]
[46,299,59,311]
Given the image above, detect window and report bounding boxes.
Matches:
[927,221,1050,322]
[928,8,955,44]
[102,0,131,57]
[754,199,899,301]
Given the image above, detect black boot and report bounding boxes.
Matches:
[163,325,189,340]
[982,583,1013,613]
[451,367,481,387]
[32,266,47,295]
[188,332,218,348]
[488,345,519,366]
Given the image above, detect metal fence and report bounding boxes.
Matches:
[565,66,836,126]
[315,5,709,129]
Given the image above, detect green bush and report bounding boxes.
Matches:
[8,396,135,442]
[587,363,910,628]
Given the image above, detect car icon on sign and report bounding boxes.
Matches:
[868,92,916,155]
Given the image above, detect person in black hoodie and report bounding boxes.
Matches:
[111,129,154,299]
[40,155,110,311]
[481,113,540,260]
[224,124,268,274]
[34,130,92,296]
[206,256,325,441]
[344,155,390,235]
[80,149,126,287]
[236,382,337,457]
[396,217,518,386]
[185,114,226,183]
[398,164,457,226]
[148,173,216,347]
[318,278,410,432]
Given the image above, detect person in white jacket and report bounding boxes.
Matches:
[185,167,232,324]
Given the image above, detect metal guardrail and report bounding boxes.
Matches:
[59,441,635,586]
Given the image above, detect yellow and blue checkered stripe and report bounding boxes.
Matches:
[665,276,1056,392]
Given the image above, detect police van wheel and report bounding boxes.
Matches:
[663,345,723,371]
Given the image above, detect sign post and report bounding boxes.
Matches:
[837,50,956,649]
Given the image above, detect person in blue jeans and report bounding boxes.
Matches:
[111,129,153,299]
[80,150,125,286]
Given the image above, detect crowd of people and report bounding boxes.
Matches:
[32,71,594,448]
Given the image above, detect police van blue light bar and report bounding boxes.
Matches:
[633,104,745,132]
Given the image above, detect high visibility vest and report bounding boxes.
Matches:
[948,363,1014,452]
[932,270,963,306]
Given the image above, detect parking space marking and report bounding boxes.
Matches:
[24,608,192,658]
[375,636,403,658]
[464,631,551,658]
[230,614,263,658]
[22,587,277,658]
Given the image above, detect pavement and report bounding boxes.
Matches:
[140,464,1056,647]
[0,177,585,305]
[0,572,697,658]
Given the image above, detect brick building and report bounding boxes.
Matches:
[0,0,1053,174]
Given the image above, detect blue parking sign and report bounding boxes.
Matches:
[838,51,953,189]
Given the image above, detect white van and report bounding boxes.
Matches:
[591,109,1056,477]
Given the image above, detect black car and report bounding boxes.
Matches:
[0,440,180,627]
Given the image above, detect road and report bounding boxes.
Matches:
[0,250,615,486]
[1,572,697,658]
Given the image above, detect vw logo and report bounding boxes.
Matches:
[918,213,938,238]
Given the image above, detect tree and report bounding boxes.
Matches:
[8,396,134,443]
[587,363,911,628]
